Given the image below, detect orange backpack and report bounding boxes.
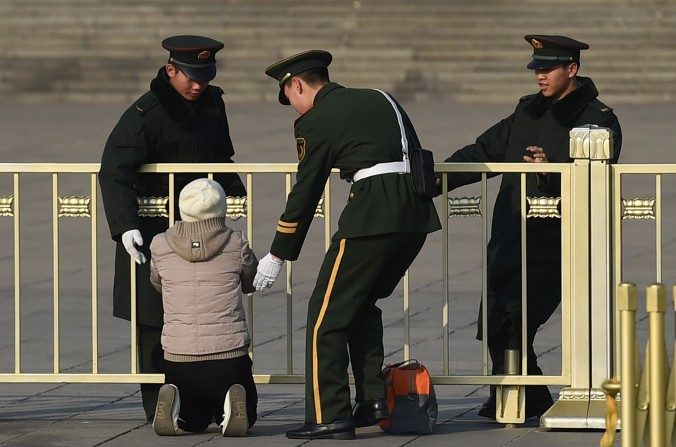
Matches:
[378,359,438,434]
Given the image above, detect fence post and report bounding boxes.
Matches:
[540,125,614,429]
[587,126,616,428]
[619,283,638,446]
[646,284,667,447]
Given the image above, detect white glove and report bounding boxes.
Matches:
[253,252,283,291]
[121,229,147,264]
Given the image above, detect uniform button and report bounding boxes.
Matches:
[349,192,355,199]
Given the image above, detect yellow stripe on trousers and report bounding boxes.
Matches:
[312,238,346,424]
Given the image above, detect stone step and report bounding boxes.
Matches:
[0,0,673,104]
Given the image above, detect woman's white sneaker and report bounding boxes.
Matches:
[221,384,248,436]
[153,384,180,436]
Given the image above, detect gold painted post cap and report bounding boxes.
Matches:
[264,50,333,105]
[524,34,589,70]
[646,283,666,312]
[617,283,637,311]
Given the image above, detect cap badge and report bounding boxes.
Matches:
[197,50,211,59]
[296,138,306,161]
[531,39,543,49]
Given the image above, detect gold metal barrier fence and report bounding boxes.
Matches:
[0,125,615,428]
[600,161,676,445]
[602,283,675,447]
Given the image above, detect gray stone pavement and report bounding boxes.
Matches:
[1,99,675,446]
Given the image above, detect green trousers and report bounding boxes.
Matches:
[304,233,427,424]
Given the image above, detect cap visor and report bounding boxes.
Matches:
[179,65,216,82]
[527,58,561,70]
[278,88,290,105]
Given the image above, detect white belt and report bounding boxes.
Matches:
[351,160,410,183]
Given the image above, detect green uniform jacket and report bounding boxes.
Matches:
[270,83,441,261]
[444,77,622,336]
[99,68,246,327]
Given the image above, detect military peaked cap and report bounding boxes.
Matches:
[162,35,224,82]
[524,35,589,70]
[264,50,333,104]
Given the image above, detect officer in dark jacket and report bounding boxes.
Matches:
[256,50,441,439]
[444,35,622,419]
[99,35,246,422]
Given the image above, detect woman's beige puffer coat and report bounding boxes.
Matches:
[150,217,258,356]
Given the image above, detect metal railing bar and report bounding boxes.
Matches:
[655,175,662,283]
[404,271,410,361]
[130,258,137,374]
[442,173,449,376]
[520,173,527,375]
[481,173,488,375]
[285,173,292,374]
[13,173,21,373]
[247,173,254,363]
[52,173,60,374]
[168,173,175,227]
[91,174,99,374]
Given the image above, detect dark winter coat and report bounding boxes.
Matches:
[99,68,246,327]
[444,77,622,337]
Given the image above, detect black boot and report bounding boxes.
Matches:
[525,385,554,418]
[285,418,356,440]
[352,399,388,427]
[477,392,496,419]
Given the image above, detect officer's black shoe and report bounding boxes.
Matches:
[352,399,389,427]
[525,386,554,419]
[477,393,497,419]
[285,418,356,440]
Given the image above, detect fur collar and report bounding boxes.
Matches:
[524,76,599,126]
[149,68,222,126]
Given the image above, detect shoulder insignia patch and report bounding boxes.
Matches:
[296,137,306,161]
[135,93,158,115]
[591,101,613,113]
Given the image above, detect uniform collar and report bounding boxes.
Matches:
[150,68,222,126]
[524,76,599,126]
[313,82,344,106]
[294,82,344,127]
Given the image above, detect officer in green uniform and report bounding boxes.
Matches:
[255,50,441,439]
[99,35,246,422]
[444,35,622,419]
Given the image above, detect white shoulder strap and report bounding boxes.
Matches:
[373,89,409,161]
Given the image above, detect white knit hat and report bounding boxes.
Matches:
[178,178,227,222]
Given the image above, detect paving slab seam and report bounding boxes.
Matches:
[384,318,476,360]
[3,388,140,446]
[92,422,147,447]
[499,427,537,446]
[258,398,306,419]
[465,383,489,397]
[0,383,65,410]
[383,304,434,330]
[254,325,306,349]
[190,433,227,446]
